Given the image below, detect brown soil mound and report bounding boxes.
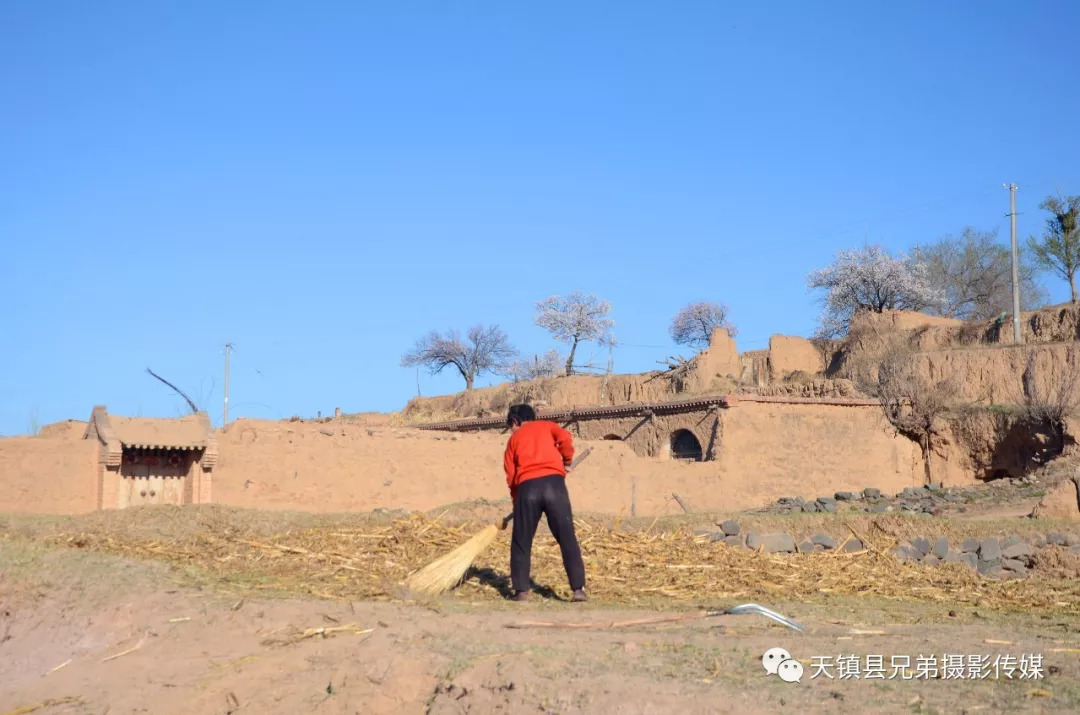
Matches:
[1029,546,1080,580]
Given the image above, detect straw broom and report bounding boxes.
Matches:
[406,447,592,596]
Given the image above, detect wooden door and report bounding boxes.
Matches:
[121,462,151,508]
[160,474,184,505]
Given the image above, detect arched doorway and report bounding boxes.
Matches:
[670,429,703,461]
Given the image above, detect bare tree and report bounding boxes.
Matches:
[401,324,516,391]
[1027,194,1080,303]
[915,227,1046,321]
[876,346,961,485]
[502,349,566,382]
[807,244,944,338]
[534,291,614,375]
[669,301,737,349]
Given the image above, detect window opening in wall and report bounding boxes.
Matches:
[670,429,703,461]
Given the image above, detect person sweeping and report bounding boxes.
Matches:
[502,404,587,602]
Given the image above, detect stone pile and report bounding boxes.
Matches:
[697,519,1080,580]
[766,481,1044,516]
[695,520,864,555]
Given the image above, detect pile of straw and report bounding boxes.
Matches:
[28,511,1080,612]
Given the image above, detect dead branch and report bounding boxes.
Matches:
[146,368,199,413]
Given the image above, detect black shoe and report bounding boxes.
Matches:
[571,589,587,602]
[511,591,529,602]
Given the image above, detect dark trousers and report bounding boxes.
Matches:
[511,474,586,593]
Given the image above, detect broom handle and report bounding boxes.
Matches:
[502,447,593,525]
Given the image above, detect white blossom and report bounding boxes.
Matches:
[807,244,945,338]
[534,291,614,375]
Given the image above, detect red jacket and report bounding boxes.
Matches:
[503,420,575,500]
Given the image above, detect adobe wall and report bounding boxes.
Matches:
[206,411,934,516]
[717,401,943,497]
[0,436,99,514]
[768,335,825,380]
[0,401,983,517]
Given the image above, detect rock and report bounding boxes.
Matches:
[927,483,943,492]
[817,496,837,506]
[1034,533,1047,548]
[835,491,859,501]
[933,537,949,559]
[794,496,806,506]
[709,532,726,543]
[977,559,1001,575]
[961,538,981,553]
[843,538,864,553]
[923,555,941,566]
[724,535,744,548]
[961,553,979,569]
[911,537,931,557]
[1001,535,1021,549]
[871,504,889,514]
[1071,544,1080,555]
[902,487,923,498]
[1002,542,1032,560]
[943,550,963,563]
[891,545,918,563]
[819,500,837,513]
[797,540,815,554]
[760,534,797,554]
[1068,534,1080,547]
[813,544,825,552]
[979,539,1002,562]
[1001,558,1027,573]
[863,487,881,499]
[802,502,819,513]
[720,520,740,536]
[812,534,837,550]
[746,532,764,550]
[1048,532,1068,546]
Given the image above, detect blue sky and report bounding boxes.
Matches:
[3,1,1079,434]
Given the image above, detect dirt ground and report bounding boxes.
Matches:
[3,506,1080,714]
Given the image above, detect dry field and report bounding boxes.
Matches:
[3,503,1080,714]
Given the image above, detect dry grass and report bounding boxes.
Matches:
[7,506,1080,614]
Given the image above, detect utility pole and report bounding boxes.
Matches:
[224,342,232,427]
[1006,183,1022,345]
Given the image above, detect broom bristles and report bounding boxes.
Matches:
[406,524,502,595]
